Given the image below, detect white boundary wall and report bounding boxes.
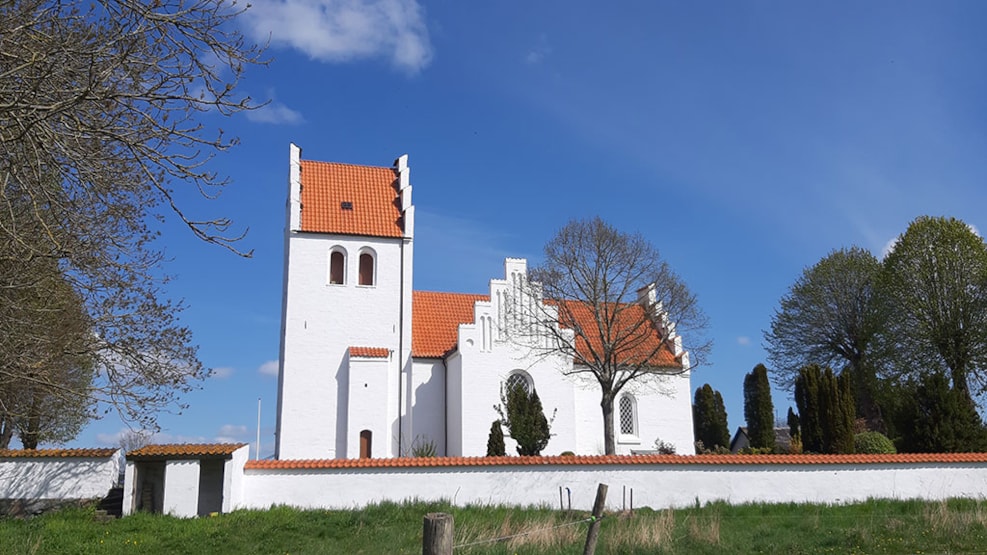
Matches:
[0,452,119,501]
[239,461,987,511]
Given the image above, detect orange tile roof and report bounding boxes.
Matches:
[410,291,679,367]
[299,160,403,238]
[0,448,118,459]
[349,346,390,358]
[126,443,247,459]
[246,452,987,470]
[412,291,488,358]
[561,301,681,368]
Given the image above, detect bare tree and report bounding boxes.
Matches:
[0,0,264,435]
[510,217,710,455]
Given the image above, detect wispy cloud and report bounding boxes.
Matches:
[246,101,304,125]
[216,424,250,443]
[736,336,751,346]
[258,359,280,377]
[244,0,433,74]
[211,366,235,379]
[524,34,551,65]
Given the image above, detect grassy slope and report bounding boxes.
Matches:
[3,498,987,554]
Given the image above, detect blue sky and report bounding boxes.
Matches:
[65,1,987,456]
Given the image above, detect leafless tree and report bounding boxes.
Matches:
[508,217,710,455]
[0,0,264,438]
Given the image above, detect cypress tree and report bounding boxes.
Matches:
[743,364,775,450]
[833,370,856,454]
[496,383,552,456]
[486,420,506,456]
[693,384,730,451]
[795,365,823,453]
[898,373,987,453]
[712,389,730,450]
[787,407,800,442]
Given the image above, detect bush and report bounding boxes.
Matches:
[654,438,676,455]
[559,451,575,457]
[854,431,896,454]
[486,421,506,456]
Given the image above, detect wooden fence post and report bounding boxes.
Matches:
[423,512,454,555]
[582,483,608,555]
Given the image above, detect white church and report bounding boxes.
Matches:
[274,144,695,460]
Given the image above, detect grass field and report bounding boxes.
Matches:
[3,498,987,554]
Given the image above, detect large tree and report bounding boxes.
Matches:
[743,364,775,450]
[877,216,987,397]
[0,260,95,449]
[764,247,884,422]
[0,0,262,434]
[693,384,730,451]
[513,217,710,455]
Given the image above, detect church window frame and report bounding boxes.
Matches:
[504,370,532,395]
[617,393,639,442]
[328,247,347,285]
[358,248,377,287]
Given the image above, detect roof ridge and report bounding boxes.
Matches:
[300,159,396,172]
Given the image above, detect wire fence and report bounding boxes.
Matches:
[452,514,602,549]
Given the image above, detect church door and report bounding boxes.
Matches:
[360,430,372,458]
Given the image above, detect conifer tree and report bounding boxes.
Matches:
[486,420,506,456]
[896,373,987,453]
[743,364,775,450]
[795,365,823,453]
[495,383,552,456]
[693,384,729,451]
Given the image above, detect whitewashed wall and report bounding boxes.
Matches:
[163,460,199,517]
[0,452,119,501]
[239,459,987,512]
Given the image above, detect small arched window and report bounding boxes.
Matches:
[619,394,637,436]
[360,430,372,459]
[358,252,375,286]
[505,371,532,394]
[329,250,345,284]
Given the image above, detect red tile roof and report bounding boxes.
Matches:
[246,452,987,470]
[412,291,488,358]
[561,301,681,368]
[299,160,403,238]
[126,443,247,459]
[410,291,679,367]
[349,346,390,358]
[0,448,117,459]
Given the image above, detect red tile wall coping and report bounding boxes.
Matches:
[349,346,390,358]
[127,443,248,458]
[0,448,119,459]
[244,452,987,470]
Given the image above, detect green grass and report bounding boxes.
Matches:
[3,498,987,554]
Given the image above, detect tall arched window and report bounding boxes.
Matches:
[358,251,375,286]
[619,394,637,436]
[329,249,346,284]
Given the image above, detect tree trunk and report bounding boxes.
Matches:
[601,393,615,455]
[0,414,12,449]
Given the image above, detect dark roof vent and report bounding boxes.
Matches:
[341,201,353,210]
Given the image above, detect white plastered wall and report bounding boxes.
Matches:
[277,233,405,459]
[162,460,200,518]
[410,359,446,455]
[347,354,393,458]
[0,453,119,500]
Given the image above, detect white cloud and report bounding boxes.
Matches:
[258,359,280,377]
[245,101,304,125]
[525,34,551,65]
[211,366,235,379]
[736,336,751,346]
[244,0,433,74]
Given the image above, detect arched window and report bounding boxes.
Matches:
[358,251,375,286]
[505,371,532,394]
[619,394,637,436]
[329,249,346,284]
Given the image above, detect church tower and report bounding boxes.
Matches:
[275,144,414,459]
